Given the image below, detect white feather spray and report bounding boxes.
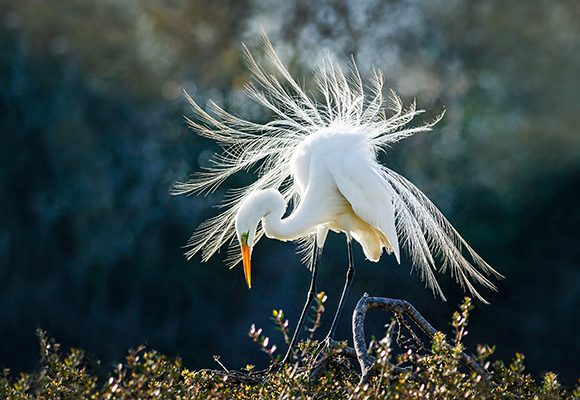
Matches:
[173,37,502,302]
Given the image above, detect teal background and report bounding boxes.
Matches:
[0,0,578,383]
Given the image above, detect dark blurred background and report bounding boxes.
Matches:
[1,0,579,383]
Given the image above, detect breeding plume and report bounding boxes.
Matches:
[175,38,502,359]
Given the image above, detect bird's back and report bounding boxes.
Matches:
[289,128,399,262]
[290,128,374,195]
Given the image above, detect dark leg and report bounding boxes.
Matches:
[281,242,321,364]
[326,235,355,341]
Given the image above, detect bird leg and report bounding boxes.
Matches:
[308,237,355,377]
[319,235,355,351]
[280,242,321,365]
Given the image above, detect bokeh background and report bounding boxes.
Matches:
[1,0,579,383]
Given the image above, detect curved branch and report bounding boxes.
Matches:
[352,293,489,383]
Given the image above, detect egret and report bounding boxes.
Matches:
[174,38,502,363]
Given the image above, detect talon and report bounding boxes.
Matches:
[267,362,281,373]
[312,337,336,365]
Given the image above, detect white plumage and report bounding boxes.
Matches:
[174,37,502,302]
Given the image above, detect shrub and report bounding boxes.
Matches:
[1,299,578,399]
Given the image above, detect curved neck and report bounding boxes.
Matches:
[259,191,320,241]
[263,212,315,242]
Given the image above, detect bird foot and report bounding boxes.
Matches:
[256,351,298,375]
[308,337,344,380]
[314,336,334,356]
[268,358,295,373]
[267,362,282,373]
[310,336,343,368]
[247,361,283,378]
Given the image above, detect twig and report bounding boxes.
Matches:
[212,355,229,373]
[352,293,490,384]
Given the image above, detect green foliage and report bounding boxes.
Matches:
[271,309,290,345]
[307,291,328,340]
[2,300,578,399]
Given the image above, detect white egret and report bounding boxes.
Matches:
[174,38,502,362]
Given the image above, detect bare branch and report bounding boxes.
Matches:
[352,293,490,383]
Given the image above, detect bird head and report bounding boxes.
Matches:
[234,196,261,289]
[235,189,287,289]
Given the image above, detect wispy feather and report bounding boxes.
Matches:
[174,36,502,301]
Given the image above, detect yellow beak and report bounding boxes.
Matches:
[241,243,252,289]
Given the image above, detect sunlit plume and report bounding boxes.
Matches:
[174,36,502,302]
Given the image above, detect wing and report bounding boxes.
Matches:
[381,167,504,303]
[330,154,401,263]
